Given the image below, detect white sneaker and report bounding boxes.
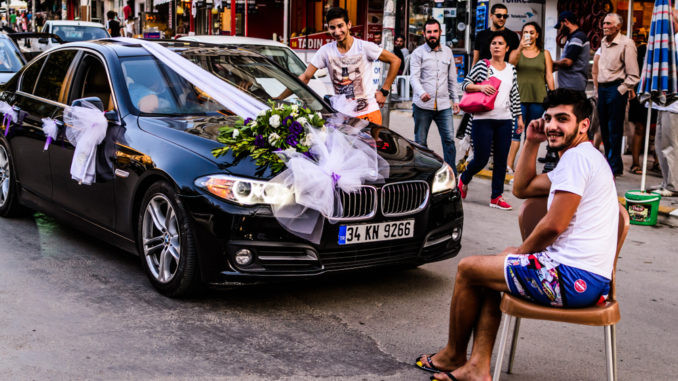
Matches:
[652,188,678,197]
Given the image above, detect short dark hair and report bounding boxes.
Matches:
[326,7,349,24]
[489,31,508,45]
[106,10,115,19]
[395,34,405,40]
[424,18,441,30]
[491,4,508,14]
[543,89,594,138]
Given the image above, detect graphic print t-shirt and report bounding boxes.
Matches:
[311,38,383,117]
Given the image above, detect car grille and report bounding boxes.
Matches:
[381,180,429,217]
[330,181,431,221]
[331,185,378,221]
[319,241,422,270]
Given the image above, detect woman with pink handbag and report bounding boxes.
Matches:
[458,32,524,211]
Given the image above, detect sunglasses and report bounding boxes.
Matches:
[494,14,509,19]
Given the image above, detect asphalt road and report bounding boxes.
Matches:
[0,113,676,380]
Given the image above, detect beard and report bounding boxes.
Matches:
[426,37,440,49]
[547,125,579,152]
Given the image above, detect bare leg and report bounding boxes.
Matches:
[507,140,521,172]
[424,254,509,378]
[631,121,643,170]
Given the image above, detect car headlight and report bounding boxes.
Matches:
[194,175,294,205]
[431,163,456,194]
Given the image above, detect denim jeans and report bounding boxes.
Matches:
[597,86,628,174]
[413,104,456,174]
[460,118,513,199]
[512,103,545,141]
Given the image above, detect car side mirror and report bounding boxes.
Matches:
[72,97,104,111]
[104,110,119,123]
[315,68,328,78]
[38,38,48,44]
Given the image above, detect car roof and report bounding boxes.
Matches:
[178,35,289,49]
[44,20,106,28]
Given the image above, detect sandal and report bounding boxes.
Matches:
[430,371,459,381]
[415,354,444,373]
[629,165,642,175]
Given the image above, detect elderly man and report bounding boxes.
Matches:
[597,13,639,176]
[414,89,619,381]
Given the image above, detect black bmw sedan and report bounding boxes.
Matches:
[0,40,463,297]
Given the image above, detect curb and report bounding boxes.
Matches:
[474,169,677,220]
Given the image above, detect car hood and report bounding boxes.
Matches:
[137,112,444,181]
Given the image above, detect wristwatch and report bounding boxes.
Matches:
[379,88,390,96]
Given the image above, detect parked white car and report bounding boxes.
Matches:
[40,20,110,50]
[178,35,332,97]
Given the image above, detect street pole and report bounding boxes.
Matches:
[283,0,288,43]
[31,0,36,31]
[381,0,395,127]
[627,0,633,37]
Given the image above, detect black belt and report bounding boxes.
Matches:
[598,79,624,88]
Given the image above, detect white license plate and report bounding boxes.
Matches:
[338,220,414,245]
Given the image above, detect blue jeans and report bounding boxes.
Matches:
[512,103,545,141]
[598,86,628,174]
[460,118,513,199]
[413,104,456,175]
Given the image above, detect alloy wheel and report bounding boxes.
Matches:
[0,145,10,208]
[141,194,181,283]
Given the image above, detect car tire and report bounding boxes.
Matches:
[137,181,200,297]
[0,140,26,218]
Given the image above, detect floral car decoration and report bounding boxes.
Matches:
[212,101,325,173]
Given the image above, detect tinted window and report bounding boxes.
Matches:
[52,26,109,42]
[19,56,47,93]
[72,54,113,110]
[34,50,77,102]
[0,39,25,73]
[243,46,307,76]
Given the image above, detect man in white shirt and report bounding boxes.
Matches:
[415,89,619,381]
[293,7,400,125]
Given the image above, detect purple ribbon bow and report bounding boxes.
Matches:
[331,172,341,187]
[2,113,11,137]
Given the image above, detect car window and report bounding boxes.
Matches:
[71,54,114,110]
[244,46,307,77]
[19,56,47,94]
[181,51,327,112]
[52,26,109,42]
[121,56,223,115]
[0,39,25,73]
[34,50,77,102]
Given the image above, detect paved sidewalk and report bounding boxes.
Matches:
[387,108,678,224]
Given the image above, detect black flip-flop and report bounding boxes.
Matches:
[414,354,443,373]
[430,371,458,381]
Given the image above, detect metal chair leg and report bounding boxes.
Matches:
[507,317,521,373]
[493,314,513,381]
[611,324,617,381]
[604,325,614,381]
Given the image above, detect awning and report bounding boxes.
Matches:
[9,0,28,9]
[154,0,171,7]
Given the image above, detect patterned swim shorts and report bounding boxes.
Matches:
[504,252,611,308]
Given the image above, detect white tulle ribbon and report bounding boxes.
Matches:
[269,124,389,244]
[42,118,59,150]
[0,101,18,136]
[64,102,108,185]
[111,37,266,119]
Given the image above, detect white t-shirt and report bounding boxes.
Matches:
[474,63,514,120]
[545,142,619,279]
[310,38,383,117]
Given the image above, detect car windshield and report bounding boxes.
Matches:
[240,45,307,76]
[52,25,109,42]
[120,51,328,116]
[0,39,24,73]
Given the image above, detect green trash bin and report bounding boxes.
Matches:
[624,190,661,226]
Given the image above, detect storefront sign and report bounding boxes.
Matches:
[490,0,543,31]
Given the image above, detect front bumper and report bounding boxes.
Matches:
[182,189,464,284]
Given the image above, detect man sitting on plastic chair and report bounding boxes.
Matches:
[414,89,619,381]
